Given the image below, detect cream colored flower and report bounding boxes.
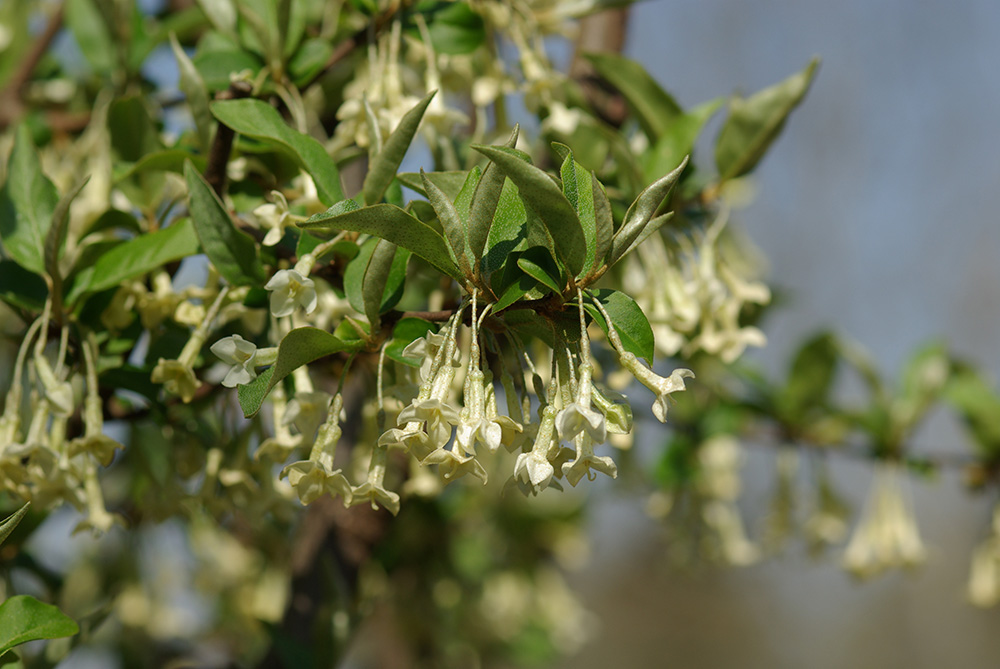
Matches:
[253,190,294,246]
[264,269,317,317]
[210,335,258,387]
[842,462,925,579]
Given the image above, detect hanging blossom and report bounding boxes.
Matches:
[842,461,926,579]
[697,434,760,566]
[967,504,1000,607]
[281,394,353,506]
[151,287,231,402]
[625,209,769,363]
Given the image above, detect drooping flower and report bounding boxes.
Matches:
[561,434,617,487]
[264,269,317,318]
[210,335,259,387]
[619,352,694,423]
[842,462,926,579]
[253,190,294,246]
[422,447,488,484]
[967,505,1000,607]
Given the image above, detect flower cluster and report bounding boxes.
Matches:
[624,210,770,363]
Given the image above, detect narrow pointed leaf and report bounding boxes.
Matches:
[557,146,599,276]
[185,161,265,286]
[493,272,537,312]
[468,125,519,263]
[584,52,682,141]
[67,218,200,303]
[361,239,406,328]
[641,98,723,184]
[397,170,469,199]
[0,595,78,655]
[170,33,213,151]
[0,503,29,547]
[482,178,527,276]
[210,99,343,205]
[611,212,674,266]
[301,203,463,281]
[238,327,364,417]
[610,156,687,266]
[715,57,819,181]
[421,170,471,277]
[471,144,586,275]
[44,177,90,312]
[362,92,435,205]
[0,124,58,274]
[517,247,562,294]
[591,173,613,272]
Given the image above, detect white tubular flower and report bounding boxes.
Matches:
[350,442,400,516]
[555,363,605,445]
[281,461,353,505]
[397,398,460,448]
[967,505,1000,607]
[422,448,488,484]
[283,391,332,441]
[619,352,694,423]
[456,368,503,455]
[842,462,926,579]
[514,404,558,494]
[562,435,617,487]
[253,190,294,246]
[210,335,258,387]
[703,500,760,566]
[264,269,317,317]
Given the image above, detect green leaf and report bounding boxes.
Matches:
[346,238,410,329]
[471,145,586,276]
[288,38,334,86]
[196,0,238,38]
[469,126,519,265]
[556,145,603,277]
[301,203,463,281]
[67,219,200,304]
[362,92,435,206]
[184,161,265,286]
[113,150,206,183]
[945,371,1000,456]
[0,124,58,274]
[492,272,537,312]
[0,260,47,311]
[170,33,214,151]
[421,170,471,277]
[610,157,687,266]
[238,328,364,417]
[0,503,29,547]
[715,58,820,181]
[408,1,486,55]
[65,0,115,76]
[397,171,469,199]
[44,177,89,313]
[210,99,344,205]
[777,332,839,421]
[0,595,78,655]
[584,52,682,141]
[482,178,527,276]
[386,317,436,366]
[641,98,722,184]
[193,48,263,91]
[516,247,562,294]
[584,289,655,364]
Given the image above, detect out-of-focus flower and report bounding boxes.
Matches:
[967,505,1000,607]
[842,462,925,579]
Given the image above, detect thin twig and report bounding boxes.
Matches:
[203,81,253,197]
[0,4,66,129]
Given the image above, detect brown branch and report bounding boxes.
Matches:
[203,81,253,197]
[0,4,66,130]
[300,0,415,92]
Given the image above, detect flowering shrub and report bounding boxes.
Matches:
[1,0,998,665]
